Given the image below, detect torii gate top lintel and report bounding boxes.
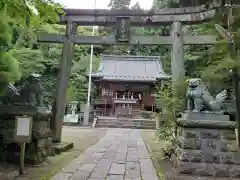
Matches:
[58,2,222,26]
[59,8,215,26]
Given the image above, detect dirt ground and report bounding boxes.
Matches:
[0,126,107,180]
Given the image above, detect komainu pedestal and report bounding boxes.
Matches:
[173,112,240,178]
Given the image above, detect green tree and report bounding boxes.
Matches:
[108,0,131,9]
[34,25,100,104]
[0,0,62,85]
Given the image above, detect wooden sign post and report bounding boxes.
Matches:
[14,116,33,175]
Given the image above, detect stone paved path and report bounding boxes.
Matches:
[52,128,159,180]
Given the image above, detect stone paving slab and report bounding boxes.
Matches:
[51,128,159,180]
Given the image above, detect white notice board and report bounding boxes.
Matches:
[16,117,31,136]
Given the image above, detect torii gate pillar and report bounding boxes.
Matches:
[171,21,185,94]
[51,22,77,143]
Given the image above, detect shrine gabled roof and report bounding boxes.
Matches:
[91,55,170,82]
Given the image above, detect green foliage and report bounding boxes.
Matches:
[0,9,12,49]
[0,51,21,82]
[41,74,57,105]
[0,0,61,92]
[11,48,46,77]
[68,53,99,103]
[67,85,79,102]
[0,8,18,83]
[108,0,131,9]
[2,0,63,27]
[155,80,187,157]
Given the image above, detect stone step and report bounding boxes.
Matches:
[96,124,156,129]
[97,120,155,124]
[97,123,156,127]
[52,142,74,154]
[96,125,156,129]
[97,121,155,126]
[96,118,156,129]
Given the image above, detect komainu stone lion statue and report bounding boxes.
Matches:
[17,73,44,106]
[186,78,227,113]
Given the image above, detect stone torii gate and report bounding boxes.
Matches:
[38,4,219,143]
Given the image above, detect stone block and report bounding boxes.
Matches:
[202,152,220,163]
[220,130,236,140]
[182,112,229,121]
[176,160,211,176]
[201,139,218,152]
[200,129,220,139]
[127,153,138,162]
[227,140,238,152]
[219,140,229,152]
[126,162,140,170]
[178,149,203,162]
[103,152,116,159]
[233,151,240,165]
[109,163,125,175]
[195,163,213,176]
[77,164,96,172]
[71,171,91,180]
[141,172,159,180]
[178,137,201,150]
[113,152,127,163]
[125,169,141,179]
[53,142,74,154]
[128,147,138,151]
[230,165,240,178]
[213,164,230,177]
[181,129,199,138]
[220,152,234,164]
[96,159,112,168]
[139,159,155,173]
[89,166,109,179]
[106,175,124,180]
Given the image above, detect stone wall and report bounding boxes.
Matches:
[0,106,54,165]
[174,115,240,178]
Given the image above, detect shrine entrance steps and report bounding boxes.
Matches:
[95,116,156,129]
[131,103,142,118]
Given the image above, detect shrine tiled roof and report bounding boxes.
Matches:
[91,55,170,82]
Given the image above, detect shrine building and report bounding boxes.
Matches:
[89,55,169,118]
